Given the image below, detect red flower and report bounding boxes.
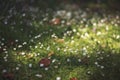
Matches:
[50,18,61,25]
[70,77,78,80]
[2,72,14,80]
[39,58,51,67]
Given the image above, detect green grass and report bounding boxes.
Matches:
[0,9,120,80]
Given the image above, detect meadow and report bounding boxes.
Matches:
[0,5,120,80]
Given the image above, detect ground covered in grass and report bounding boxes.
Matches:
[0,4,120,80]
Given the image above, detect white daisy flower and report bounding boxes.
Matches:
[40,64,44,67]
[67,58,70,62]
[16,67,19,70]
[35,74,42,78]
[56,77,61,80]
[21,52,25,55]
[45,67,49,71]
[2,69,7,73]
[29,63,32,68]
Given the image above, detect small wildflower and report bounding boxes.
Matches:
[45,67,49,71]
[22,13,26,17]
[106,26,109,31]
[4,51,8,53]
[18,45,22,48]
[83,52,87,56]
[95,62,98,65]
[52,59,56,63]
[71,40,74,44]
[23,42,27,45]
[56,77,61,80]
[54,65,58,69]
[78,59,81,62]
[29,63,32,68]
[40,64,44,67]
[116,35,120,39]
[67,58,70,62]
[21,52,25,55]
[35,46,38,49]
[57,47,60,51]
[1,43,4,46]
[35,74,42,78]
[16,67,19,70]
[87,71,91,75]
[100,66,104,69]
[97,32,101,35]
[46,46,50,50]
[2,38,5,41]
[73,29,76,32]
[13,48,16,50]
[2,69,7,73]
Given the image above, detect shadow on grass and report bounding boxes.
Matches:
[51,50,120,80]
[89,53,120,80]
[35,50,120,80]
[0,43,120,80]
